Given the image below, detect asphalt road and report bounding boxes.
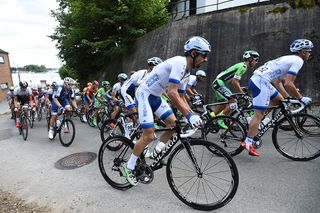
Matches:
[0,114,319,213]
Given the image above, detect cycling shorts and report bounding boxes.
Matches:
[51,99,70,115]
[135,87,173,129]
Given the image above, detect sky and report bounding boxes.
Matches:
[0,0,61,68]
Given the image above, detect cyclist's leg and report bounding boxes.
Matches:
[49,101,59,139]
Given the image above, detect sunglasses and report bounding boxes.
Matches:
[197,52,208,59]
[303,50,312,53]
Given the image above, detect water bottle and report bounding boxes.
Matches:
[150,142,166,159]
[56,119,61,127]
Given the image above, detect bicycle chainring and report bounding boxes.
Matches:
[135,163,154,184]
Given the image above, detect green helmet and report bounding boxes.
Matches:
[102,81,110,86]
[243,50,260,60]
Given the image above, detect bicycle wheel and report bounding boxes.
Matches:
[59,119,76,147]
[100,119,125,144]
[86,109,95,127]
[166,139,239,211]
[97,112,109,130]
[98,136,134,190]
[204,115,246,156]
[79,107,86,122]
[29,112,34,128]
[272,113,320,161]
[21,117,28,141]
[37,107,42,121]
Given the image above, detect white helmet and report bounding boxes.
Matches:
[196,70,206,77]
[243,50,260,60]
[147,57,163,66]
[290,39,313,53]
[184,36,211,53]
[117,73,128,81]
[9,87,14,91]
[63,77,73,84]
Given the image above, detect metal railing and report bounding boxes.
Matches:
[168,0,269,21]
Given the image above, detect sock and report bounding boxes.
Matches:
[49,127,54,130]
[244,137,253,149]
[127,154,138,170]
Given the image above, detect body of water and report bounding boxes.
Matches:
[12,72,63,87]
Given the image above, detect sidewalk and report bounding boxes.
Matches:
[0,101,10,115]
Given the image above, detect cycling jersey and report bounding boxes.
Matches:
[46,88,57,102]
[248,55,304,110]
[214,62,248,84]
[14,87,32,105]
[86,85,98,99]
[51,86,75,115]
[7,91,14,101]
[254,55,303,82]
[187,75,197,87]
[112,82,122,97]
[140,56,190,96]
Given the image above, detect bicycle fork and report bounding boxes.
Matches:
[181,138,202,175]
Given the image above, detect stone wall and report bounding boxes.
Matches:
[120,2,320,102]
[0,50,13,102]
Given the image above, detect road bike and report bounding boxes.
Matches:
[98,123,239,211]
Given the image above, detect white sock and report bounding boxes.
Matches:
[127,154,138,170]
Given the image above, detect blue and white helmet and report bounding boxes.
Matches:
[196,70,206,77]
[147,57,163,66]
[290,39,313,53]
[184,36,211,53]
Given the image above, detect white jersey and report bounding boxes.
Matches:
[14,87,32,97]
[187,75,197,87]
[254,55,304,82]
[140,56,190,96]
[112,82,122,95]
[122,69,148,92]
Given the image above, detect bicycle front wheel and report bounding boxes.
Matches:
[272,113,320,161]
[100,119,124,144]
[204,115,246,156]
[21,117,28,141]
[59,119,76,147]
[98,136,134,190]
[166,140,239,211]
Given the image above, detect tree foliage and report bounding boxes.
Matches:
[50,0,169,87]
[58,64,78,80]
[22,64,47,72]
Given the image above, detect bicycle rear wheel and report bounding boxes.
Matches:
[166,140,239,211]
[204,115,246,156]
[59,119,76,147]
[21,117,28,141]
[272,113,320,161]
[37,107,42,121]
[98,136,134,190]
[100,119,125,144]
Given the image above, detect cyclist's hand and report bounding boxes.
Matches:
[186,112,202,128]
[299,96,312,105]
[58,106,64,115]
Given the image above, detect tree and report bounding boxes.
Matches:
[50,0,169,87]
[23,64,47,72]
[58,64,78,80]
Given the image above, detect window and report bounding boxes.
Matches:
[0,56,4,64]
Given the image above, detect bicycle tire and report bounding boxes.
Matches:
[86,109,95,127]
[98,136,134,190]
[21,116,28,141]
[204,115,246,156]
[166,139,239,211]
[59,119,76,147]
[37,107,42,121]
[272,113,320,161]
[97,112,109,130]
[100,119,125,144]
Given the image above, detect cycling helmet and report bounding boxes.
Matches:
[32,86,37,91]
[196,70,206,77]
[102,81,110,86]
[243,50,260,60]
[19,81,28,88]
[63,77,73,84]
[118,73,128,81]
[51,82,58,88]
[87,82,92,87]
[147,57,163,66]
[9,87,14,91]
[290,39,313,53]
[92,80,99,86]
[184,36,211,53]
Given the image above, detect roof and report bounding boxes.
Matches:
[0,49,9,54]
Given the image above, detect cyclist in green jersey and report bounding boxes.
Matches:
[211,50,260,127]
[92,81,110,126]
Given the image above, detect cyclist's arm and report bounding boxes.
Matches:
[28,95,34,108]
[167,83,191,117]
[53,98,62,108]
[14,96,18,108]
[186,85,197,96]
[282,74,302,99]
[180,93,192,112]
[70,98,77,109]
[231,78,242,93]
[272,78,290,99]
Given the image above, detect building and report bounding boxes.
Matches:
[0,49,14,102]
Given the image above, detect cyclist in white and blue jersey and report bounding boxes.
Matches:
[48,77,78,139]
[242,39,314,157]
[120,36,211,186]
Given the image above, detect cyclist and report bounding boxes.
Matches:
[36,85,47,110]
[46,82,58,112]
[120,57,163,137]
[7,87,15,119]
[120,36,211,186]
[111,73,128,119]
[13,81,35,128]
[186,70,206,98]
[92,81,111,126]
[242,39,313,157]
[48,77,78,139]
[81,82,92,122]
[211,50,260,128]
